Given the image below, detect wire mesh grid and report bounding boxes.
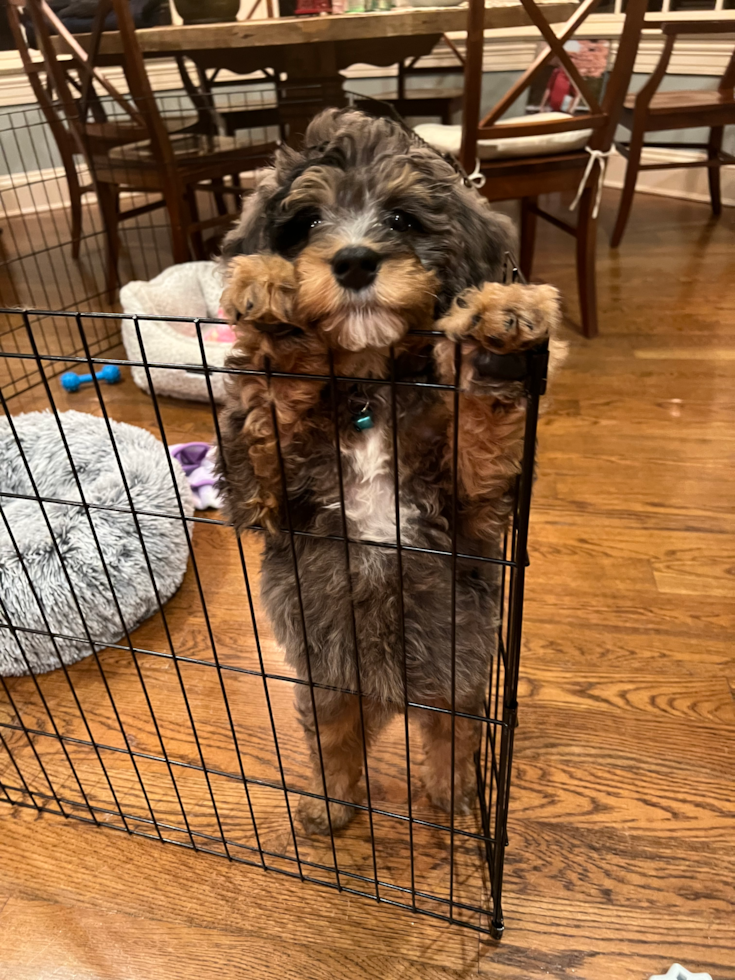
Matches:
[0,78,281,398]
[0,259,545,938]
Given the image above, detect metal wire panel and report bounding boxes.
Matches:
[0,84,280,399]
[0,258,544,938]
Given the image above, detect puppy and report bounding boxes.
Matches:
[217,108,560,834]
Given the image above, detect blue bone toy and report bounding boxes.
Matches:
[61,365,121,392]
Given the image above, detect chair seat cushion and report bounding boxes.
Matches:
[369,87,464,103]
[415,112,593,160]
[624,89,735,115]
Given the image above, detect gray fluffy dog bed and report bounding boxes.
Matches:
[0,411,193,676]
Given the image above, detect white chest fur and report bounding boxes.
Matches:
[336,423,419,544]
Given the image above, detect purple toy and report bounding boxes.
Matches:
[169,442,221,510]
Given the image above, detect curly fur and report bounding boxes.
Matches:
[217,109,562,834]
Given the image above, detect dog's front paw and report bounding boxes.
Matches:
[297,794,357,836]
[441,282,559,352]
[434,282,560,392]
[221,253,300,334]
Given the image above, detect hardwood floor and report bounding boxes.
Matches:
[1,189,734,980]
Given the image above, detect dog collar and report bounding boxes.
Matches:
[347,389,374,432]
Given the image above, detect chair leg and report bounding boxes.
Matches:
[96,181,120,301]
[230,171,242,210]
[610,129,645,249]
[520,196,538,281]
[69,176,83,260]
[707,126,724,216]
[576,185,598,339]
[212,177,228,217]
[185,185,206,260]
[163,183,194,265]
[58,144,84,260]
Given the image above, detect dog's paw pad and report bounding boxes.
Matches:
[445,282,560,354]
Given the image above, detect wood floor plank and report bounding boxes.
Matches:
[518,668,735,725]
[0,810,481,971]
[0,897,478,980]
[521,629,735,679]
[479,899,735,980]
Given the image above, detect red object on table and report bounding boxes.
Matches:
[545,66,575,111]
[294,0,331,12]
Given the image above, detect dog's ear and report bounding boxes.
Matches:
[221,142,310,261]
[459,193,517,287]
[220,177,274,260]
[436,188,518,310]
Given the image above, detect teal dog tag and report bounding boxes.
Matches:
[354,413,374,432]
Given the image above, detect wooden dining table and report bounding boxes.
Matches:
[57,2,577,142]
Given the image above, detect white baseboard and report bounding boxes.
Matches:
[604,145,735,208]
[0,166,259,221]
[0,165,94,219]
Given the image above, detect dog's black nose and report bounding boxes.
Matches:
[332,247,381,292]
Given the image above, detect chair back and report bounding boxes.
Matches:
[647,21,735,100]
[459,0,649,173]
[244,0,275,17]
[720,34,735,93]
[6,1,65,127]
[105,0,181,175]
[24,0,184,174]
[17,0,145,155]
[398,33,464,100]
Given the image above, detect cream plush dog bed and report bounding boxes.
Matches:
[120,261,235,403]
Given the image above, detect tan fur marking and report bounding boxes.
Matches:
[434,281,562,539]
[295,240,436,351]
[414,700,481,815]
[222,253,328,531]
[295,688,388,835]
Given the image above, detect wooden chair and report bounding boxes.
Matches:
[174,0,282,142]
[358,37,465,125]
[175,58,283,140]
[13,0,198,276]
[610,21,735,248]
[25,0,276,293]
[419,0,648,338]
[7,0,91,259]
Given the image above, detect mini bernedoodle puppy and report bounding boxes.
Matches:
[217,108,561,835]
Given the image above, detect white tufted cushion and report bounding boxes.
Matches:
[414,112,593,161]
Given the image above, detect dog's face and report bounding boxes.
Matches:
[271,160,439,351]
[222,109,515,352]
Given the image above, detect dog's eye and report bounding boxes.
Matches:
[385,209,423,234]
[273,207,322,256]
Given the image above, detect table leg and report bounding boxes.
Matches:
[277,41,347,146]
